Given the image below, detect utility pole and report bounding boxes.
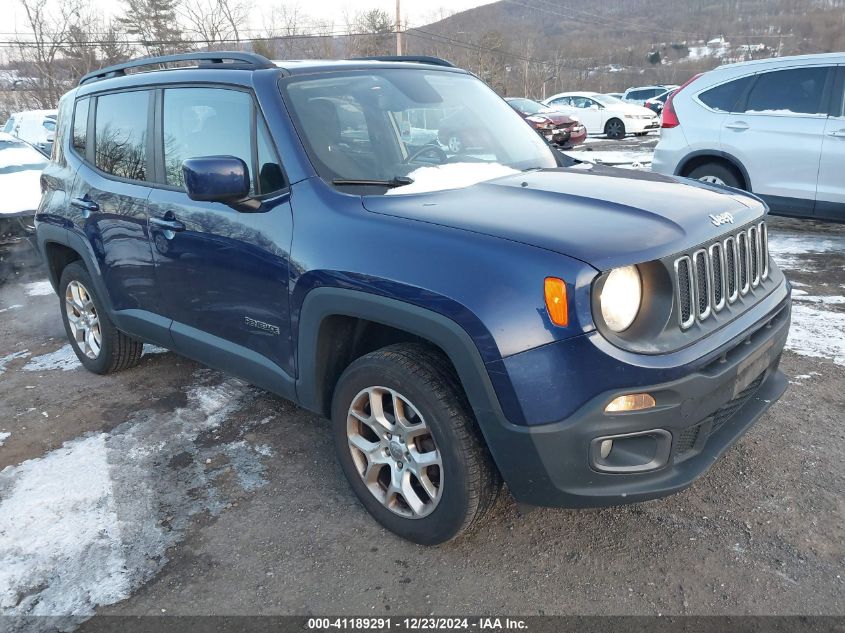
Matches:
[396,0,403,55]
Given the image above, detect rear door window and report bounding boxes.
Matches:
[95,90,151,181]
[699,76,754,112]
[743,67,829,115]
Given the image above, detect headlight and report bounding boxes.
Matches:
[600,266,642,332]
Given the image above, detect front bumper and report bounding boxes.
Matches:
[626,118,660,133]
[482,292,790,507]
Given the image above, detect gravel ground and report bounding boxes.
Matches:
[0,147,842,627]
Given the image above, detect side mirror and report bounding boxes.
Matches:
[182,156,250,203]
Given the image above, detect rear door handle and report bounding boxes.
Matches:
[828,129,845,138]
[725,122,750,131]
[149,217,186,232]
[70,197,99,212]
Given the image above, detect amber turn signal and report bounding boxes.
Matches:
[544,277,568,327]
[605,393,656,413]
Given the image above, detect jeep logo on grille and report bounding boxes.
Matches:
[245,316,281,336]
[709,212,735,227]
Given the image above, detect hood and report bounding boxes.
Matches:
[362,165,764,271]
[541,112,579,126]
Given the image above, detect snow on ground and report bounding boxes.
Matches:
[0,304,22,314]
[563,149,652,169]
[22,343,169,373]
[786,304,845,366]
[23,281,53,297]
[387,162,520,195]
[0,372,271,624]
[767,232,845,273]
[0,350,30,375]
[0,432,10,447]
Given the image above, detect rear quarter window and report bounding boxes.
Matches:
[72,98,89,156]
[698,75,754,112]
[744,67,829,115]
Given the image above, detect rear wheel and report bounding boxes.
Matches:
[687,162,743,189]
[59,262,143,374]
[604,118,626,140]
[331,344,500,544]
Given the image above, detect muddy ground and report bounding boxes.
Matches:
[0,176,842,627]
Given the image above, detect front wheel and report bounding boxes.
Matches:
[331,344,500,544]
[604,118,626,140]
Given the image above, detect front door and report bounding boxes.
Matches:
[816,67,845,221]
[146,86,295,391]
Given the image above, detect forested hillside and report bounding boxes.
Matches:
[403,0,845,97]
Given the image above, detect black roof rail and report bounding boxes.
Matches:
[350,55,456,68]
[78,51,275,86]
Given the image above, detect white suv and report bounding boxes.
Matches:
[652,53,845,221]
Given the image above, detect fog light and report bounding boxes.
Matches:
[605,393,656,413]
[599,439,613,459]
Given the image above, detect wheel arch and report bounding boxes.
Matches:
[296,288,508,429]
[676,150,751,191]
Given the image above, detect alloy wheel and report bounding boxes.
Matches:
[698,175,726,185]
[346,386,443,518]
[65,280,102,359]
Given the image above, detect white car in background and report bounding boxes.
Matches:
[621,84,678,106]
[2,109,57,155]
[652,52,845,221]
[542,92,659,139]
[0,132,48,239]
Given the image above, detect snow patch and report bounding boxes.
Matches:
[0,350,29,375]
[0,304,22,314]
[23,345,79,372]
[768,232,845,272]
[386,162,519,195]
[787,304,845,366]
[0,432,9,447]
[0,373,271,622]
[23,281,54,297]
[792,295,845,305]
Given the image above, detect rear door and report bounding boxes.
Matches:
[68,89,163,326]
[146,85,295,389]
[721,65,831,215]
[816,66,845,221]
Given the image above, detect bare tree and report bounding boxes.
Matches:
[181,0,251,49]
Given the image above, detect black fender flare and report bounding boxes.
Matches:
[295,287,505,427]
[37,223,116,316]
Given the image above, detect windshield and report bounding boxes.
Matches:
[282,69,556,190]
[592,94,623,106]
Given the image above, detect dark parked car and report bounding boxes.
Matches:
[644,88,677,114]
[505,97,587,148]
[36,53,790,544]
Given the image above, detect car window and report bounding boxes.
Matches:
[162,87,254,192]
[95,90,150,181]
[833,69,845,117]
[43,119,56,132]
[744,67,829,115]
[699,76,754,112]
[550,97,570,107]
[72,98,89,155]
[256,117,286,195]
[571,97,594,108]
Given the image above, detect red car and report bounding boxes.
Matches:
[506,97,587,148]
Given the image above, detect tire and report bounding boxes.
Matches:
[331,343,501,545]
[687,162,743,189]
[59,261,143,374]
[604,118,626,140]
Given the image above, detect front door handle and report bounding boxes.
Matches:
[149,217,186,232]
[725,122,750,131]
[828,129,845,138]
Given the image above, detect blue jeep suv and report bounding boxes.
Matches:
[36,52,791,544]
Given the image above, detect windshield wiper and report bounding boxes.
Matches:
[331,176,414,188]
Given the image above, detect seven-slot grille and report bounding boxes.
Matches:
[674,221,769,330]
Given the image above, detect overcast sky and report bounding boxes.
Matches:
[7,0,498,35]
